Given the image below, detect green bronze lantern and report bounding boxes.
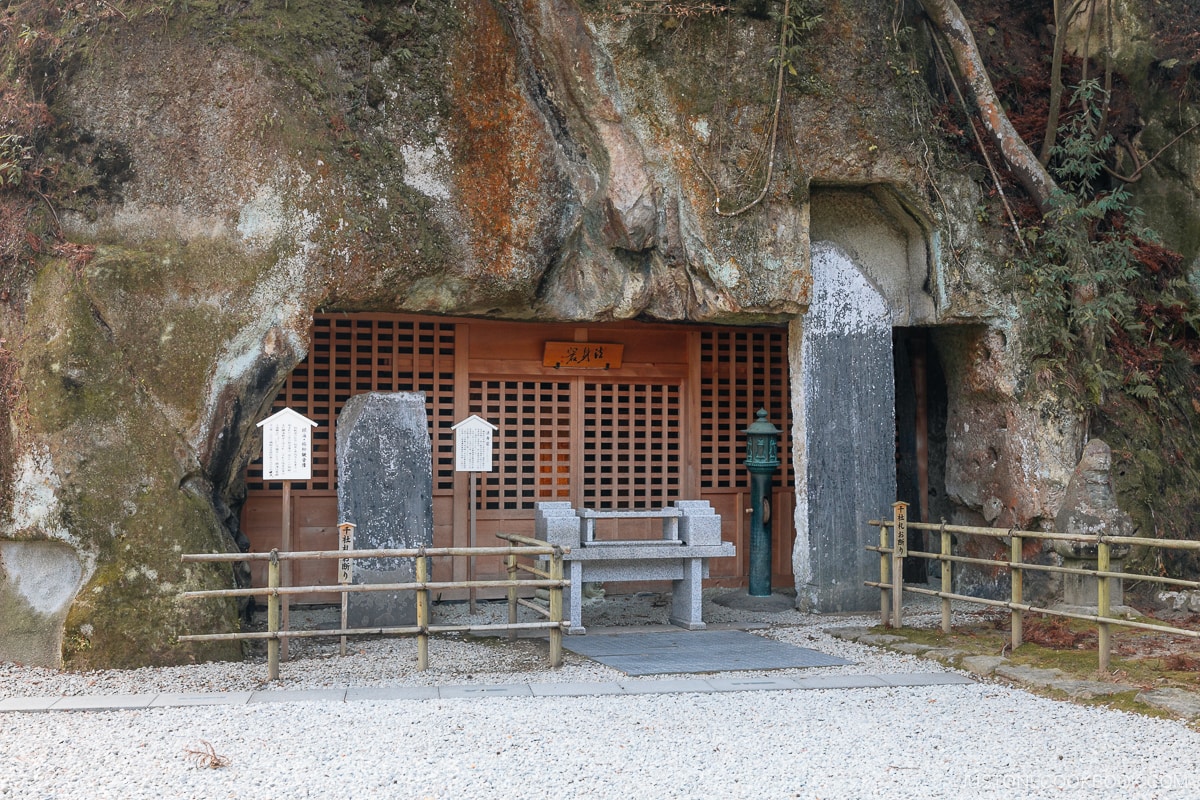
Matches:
[743,408,781,597]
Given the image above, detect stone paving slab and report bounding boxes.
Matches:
[0,672,974,712]
[879,672,976,687]
[529,681,626,697]
[705,676,802,692]
[617,678,715,695]
[346,686,439,702]
[150,691,254,707]
[50,694,156,710]
[564,629,851,675]
[248,689,348,704]
[1136,687,1200,719]
[0,696,60,712]
[790,674,891,690]
[439,683,533,699]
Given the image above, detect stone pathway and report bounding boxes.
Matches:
[0,671,974,713]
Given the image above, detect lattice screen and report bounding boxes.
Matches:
[247,317,789,502]
[699,329,791,490]
[245,315,458,493]
[470,379,573,510]
[581,381,682,507]
[468,379,683,510]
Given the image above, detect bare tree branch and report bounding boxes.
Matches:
[1040,0,1089,164]
[920,0,1059,213]
[1106,121,1200,183]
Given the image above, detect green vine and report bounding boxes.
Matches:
[692,0,823,216]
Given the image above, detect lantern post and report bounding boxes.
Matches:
[744,409,781,598]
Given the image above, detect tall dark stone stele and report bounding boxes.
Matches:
[336,392,434,627]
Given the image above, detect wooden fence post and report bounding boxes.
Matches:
[281,484,292,663]
[879,523,891,628]
[891,502,908,628]
[549,547,563,668]
[267,550,280,682]
[1098,540,1111,672]
[338,522,355,658]
[507,552,519,643]
[416,550,430,671]
[1010,531,1023,649]
[940,522,952,634]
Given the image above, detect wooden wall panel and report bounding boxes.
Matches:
[241,314,794,603]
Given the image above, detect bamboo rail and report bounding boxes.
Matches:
[181,534,569,681]
[869,503,1200,673]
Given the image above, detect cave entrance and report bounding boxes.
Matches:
[893,327,950,583]
[240,313,794,603]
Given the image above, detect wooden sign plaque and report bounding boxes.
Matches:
[543,341,624,369]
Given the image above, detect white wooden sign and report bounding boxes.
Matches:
[452,415,498,473]
[337,523,356,584]
[257,408,318,481]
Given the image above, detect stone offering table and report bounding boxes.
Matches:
[535,501,734,634]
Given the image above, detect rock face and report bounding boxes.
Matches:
[0,1,1188,666]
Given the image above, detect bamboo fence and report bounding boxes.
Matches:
[179,533,568,681]
[868,502,1200,672]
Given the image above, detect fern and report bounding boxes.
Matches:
[1012,80,1165,409]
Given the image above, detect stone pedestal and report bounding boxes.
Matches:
[336,392,433,628]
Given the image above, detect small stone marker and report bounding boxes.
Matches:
[336,392,433,627]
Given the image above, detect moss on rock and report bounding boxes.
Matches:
[1100,390,1200,580]
[20,259,242,667]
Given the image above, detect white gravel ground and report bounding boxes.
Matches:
[3,594,1199,799]
[0,594,959,697]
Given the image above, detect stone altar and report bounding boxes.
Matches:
[536,500,733,634]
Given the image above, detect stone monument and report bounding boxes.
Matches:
[1052,439,1134,611]
[336,392,434,627]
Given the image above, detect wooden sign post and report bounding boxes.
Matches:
[257,408,317,660]
[452,415,497,613]
[892,501,909,628]
[337,522,355,656]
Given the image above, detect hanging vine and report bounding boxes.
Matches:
[690,0,822,217]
